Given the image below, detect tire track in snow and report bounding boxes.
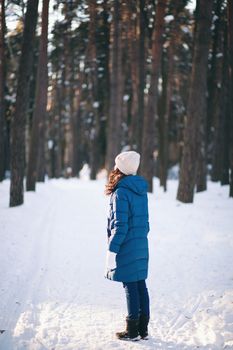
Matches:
[0,190,56,349]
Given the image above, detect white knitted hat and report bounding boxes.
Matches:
[114,151,140,175]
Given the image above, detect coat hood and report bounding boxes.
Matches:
[115,175,148,195]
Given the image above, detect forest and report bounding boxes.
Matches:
[0,0,232,206]
[0,1,233,348]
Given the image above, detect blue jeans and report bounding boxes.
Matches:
[123,280,150,320]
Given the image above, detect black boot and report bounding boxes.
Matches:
[138,314,149,339]
[116,317,140,341]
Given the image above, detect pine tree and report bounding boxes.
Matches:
[158,0,185,192]
[88,0,100,180]
[228,0,233,197]
[106,0,123,172]
[9,0,39,206]
[177,0,214,203]
[141,0,167,192]
[0,0,6,181]
[26,0,49,191]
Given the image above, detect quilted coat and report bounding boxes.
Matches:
[106,175,150,282]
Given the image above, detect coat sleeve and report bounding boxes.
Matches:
[108,188,129,254]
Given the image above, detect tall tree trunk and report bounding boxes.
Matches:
[195,0,208,192]
[65,17,81,177]
[36,1,50,183]
[106,0,123,172]
[228,0,233,197]
[158,50,167,187]
[102,0,110,164]
[52,72,63,178]
[26,0,49,191]
[9,0,39,206]
[71,2,98,178]
[137,0,146,154]
[211,11,225,182]
[0,0,6,181]
[68,1,100,178]
[207,0,222,145]
[127,0,139,151]
[159,43,173,192]
[194,3,208,192]
[72,81,85,177]
[159,0,183,192]
[177,0,213,203]
[62,2,75,177]
[141,0,167,192]
[88,0,99,180]
[221,23,230,185]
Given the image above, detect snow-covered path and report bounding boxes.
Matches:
[0,177,233,350]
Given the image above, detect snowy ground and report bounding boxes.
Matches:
[0,175,233,350]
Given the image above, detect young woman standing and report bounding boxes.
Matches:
[105,151,150,341]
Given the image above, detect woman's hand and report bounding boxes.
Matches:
[104,251,117,277]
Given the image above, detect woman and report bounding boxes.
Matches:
[105,150,150,341]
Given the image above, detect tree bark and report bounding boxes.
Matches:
[37,2,50,183]
[88,0,99,180]
[221,24,230,185]
[211,8,225,182]
[106,0,123,172]
[207,0,223,144]
[0,0,6,181]
[159,43,173,192]
[51,72,63,178]
[159,0,183,192]
[9,0,39,206]
[141,0,167,192]
[177,0,214,203]
[228,0,233,197]
[62,2,76,177]
[71,1,99,178]
[137,0,146,154]
[72,84,84,177]
[158,50,167,187]
[127,0,139,151]
[26,0,49,191]
[101,0,110,165]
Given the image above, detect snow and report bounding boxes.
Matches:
[93,102,99,108]
[182,43,189,51]
[164,15,174,23]
[123,95,130,102]
[181,26,191,34]
[47,140,54,150]
[0,176,233,350]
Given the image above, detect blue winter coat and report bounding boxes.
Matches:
[106,175,150,283]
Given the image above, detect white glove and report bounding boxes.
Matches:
[105,250,117,271]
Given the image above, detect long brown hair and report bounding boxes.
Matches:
[105,168,126,195]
